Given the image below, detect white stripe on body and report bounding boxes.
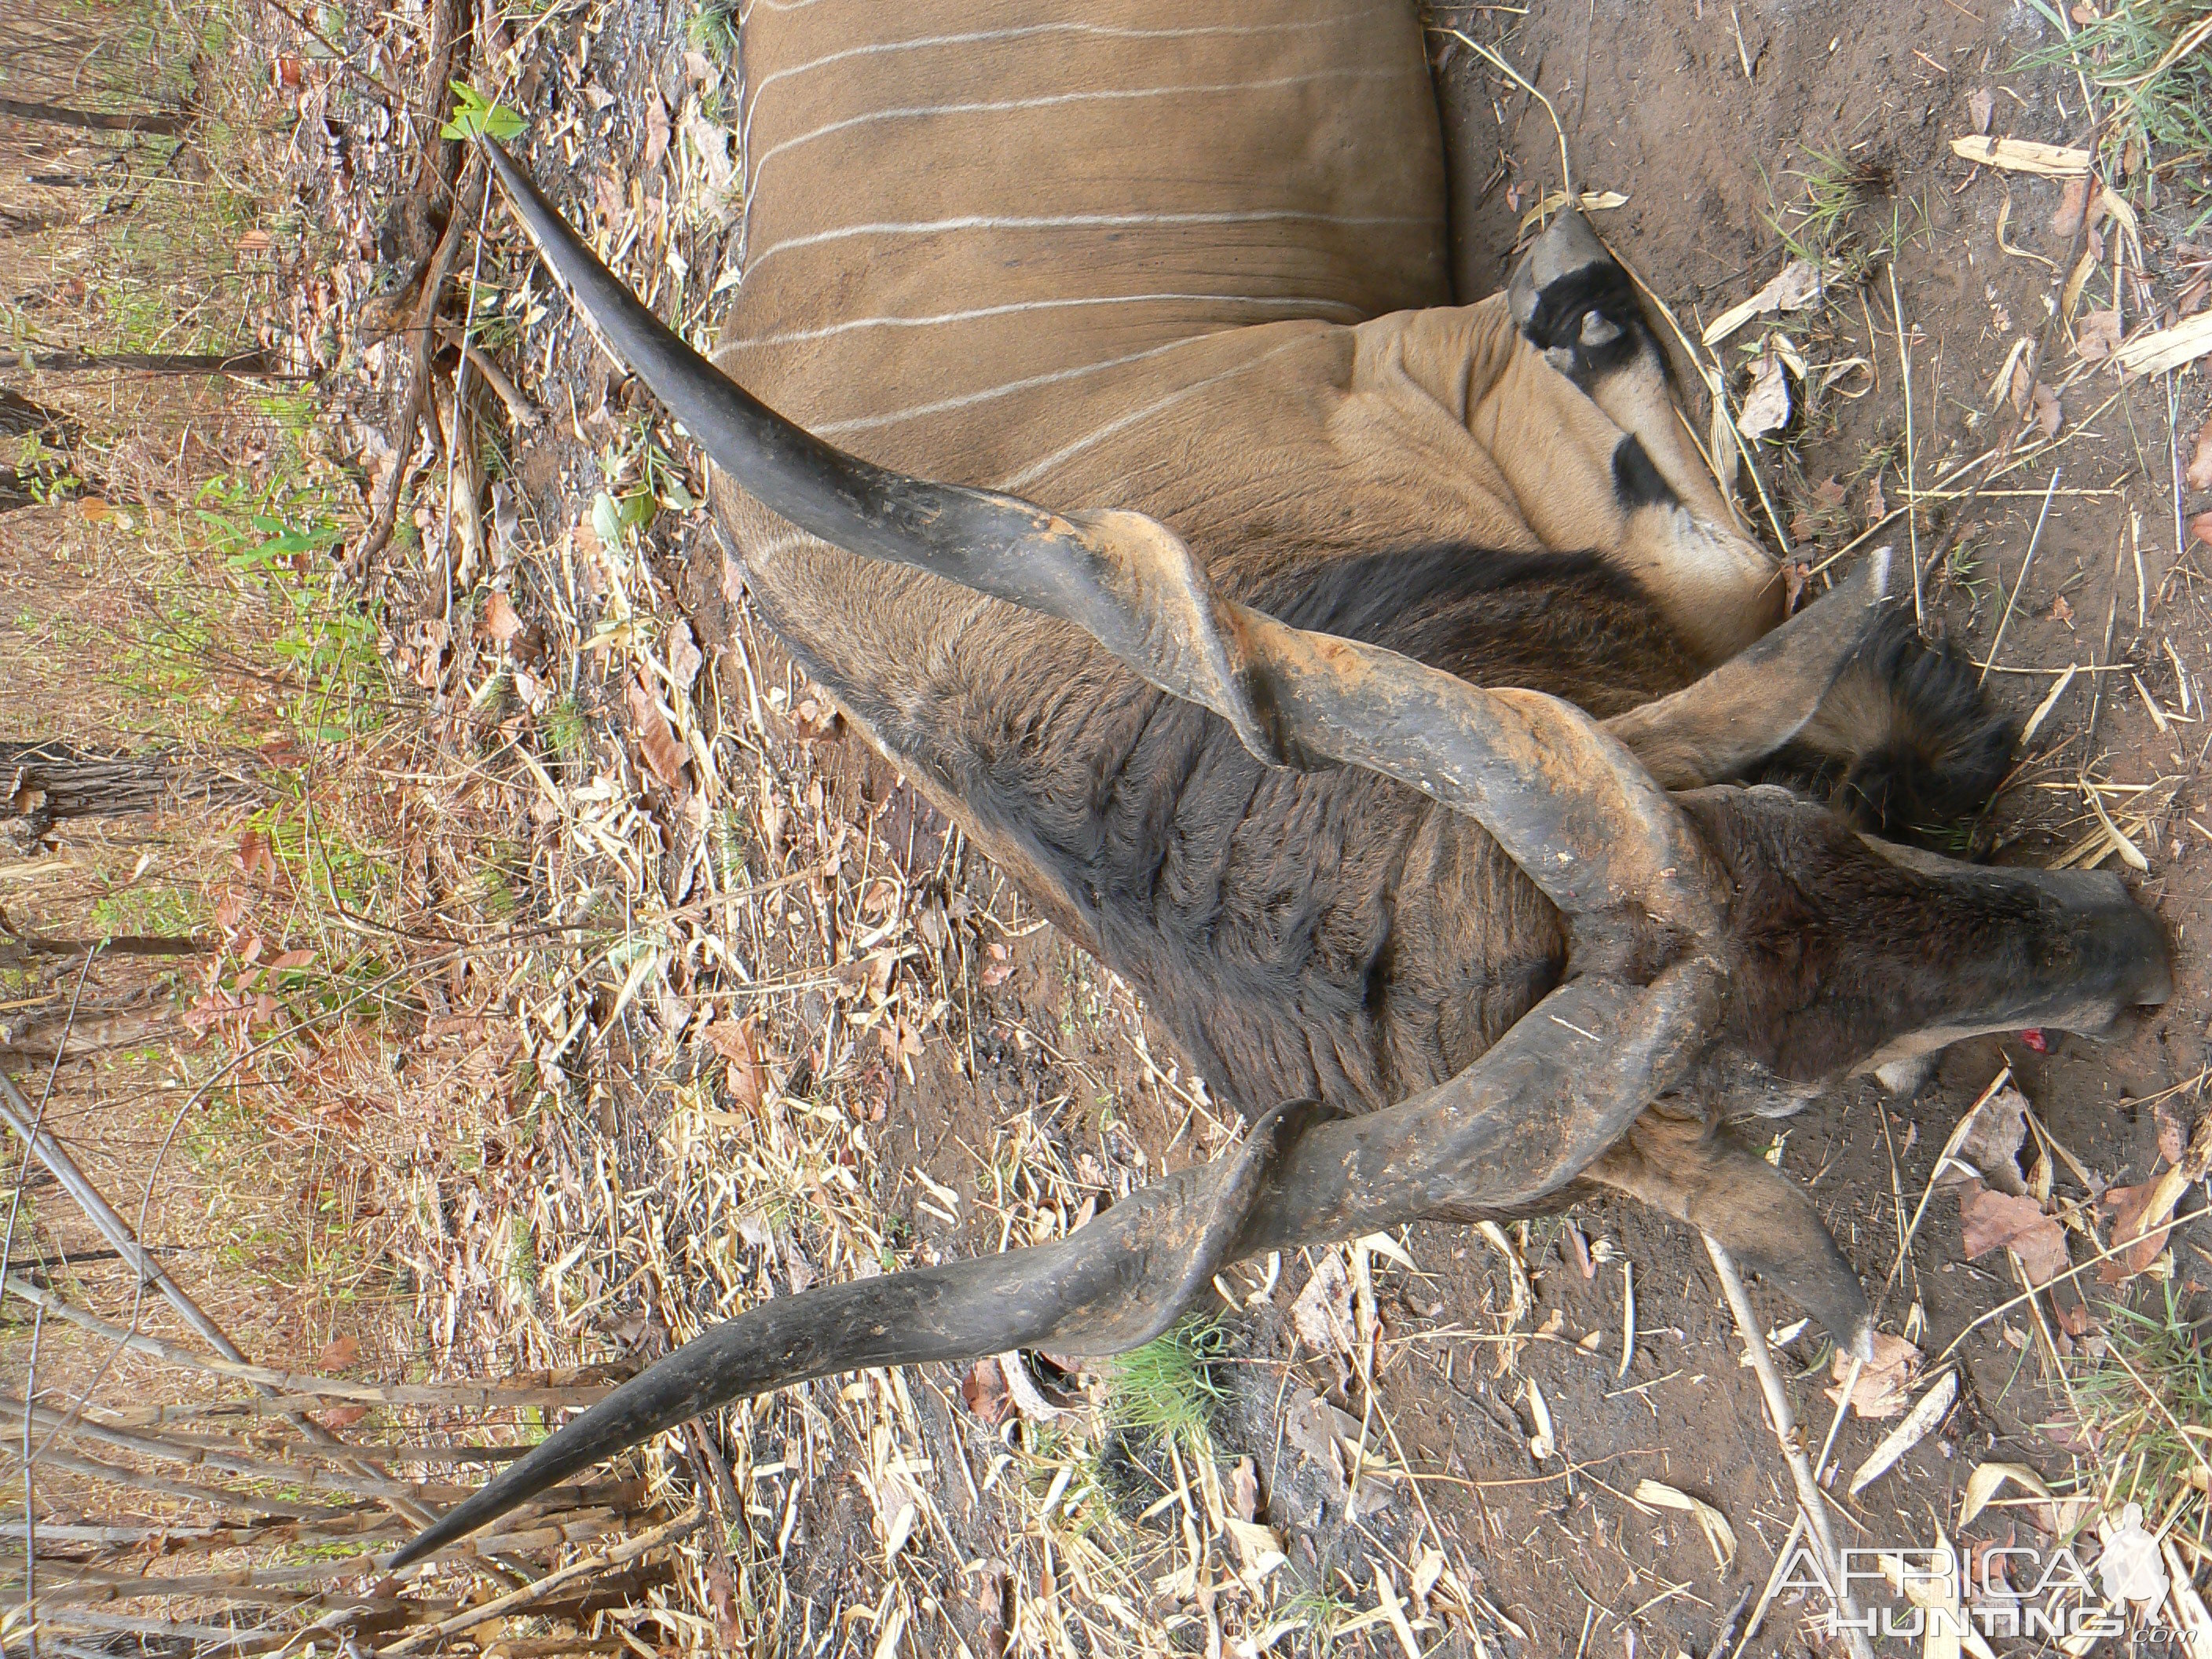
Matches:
[811,335,1219,438]
[747,207,1438,279]
[738,15,1388,174]
[731,291,1365,350]
[994,334,1315,493]
[745,68,1416,201]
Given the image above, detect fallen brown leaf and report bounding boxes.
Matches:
[2075,309,2122,362]
[316,1334,361,1372]
[2102,1180,2177,1281]
[1968,88,1994,135]
[2188,416,2212,493]
[2052,176,2093,238]
[960,1358,1013,1426]
[1958,1181,2071,1286]
[627,672,687,791]
[1827,1331,1921,1419]
[1291,1250,1357,1357]
[481,590,523,644]
[2031,381,2062,439]
[2189,511,2212,551]
[1954,1086,2030,1195]
[1230,1456,1261,1522]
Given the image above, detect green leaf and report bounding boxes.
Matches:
[591,491,624,548]
[442,81,526,143]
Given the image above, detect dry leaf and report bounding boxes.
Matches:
[959,1360,1009,1423]
[1225,1515,1287,1578]
[1229,1456,1260,1522]
[2052,175,2094,238]
[643,92,672,174]
[1633,1479,1736,1568]
[2101,1181,2176,1281]
[1968,88,1994,134]
[1961,1459,2053,1528]
[666,618,704,691]
[1703,258,1827,345]
[1958,1181,2071,1285]
[315,1334,361,1372]
[2157,1101,2188,1168]
[1827,1330,1922,1418]
[2031,381,2062,439]
[1849,1370,1957,1495]
[1954,1086,2029,1195]
[1291,1251,1357,1356]
[2188,416,2212,493]
[322,1403,368,1429]
[2192,511,2212,551]
[1737,342,1793,440]
[627,673,687,790]
[2075,308,2122,362]
[1950,135,2093,176]
[701,1017,764,1109]
[2049,594,2074,625]
[1525,1378,1555,1461]
[482,590,523,644]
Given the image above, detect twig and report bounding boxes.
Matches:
[1723,1513,1803,1659]
[1979,465,2061,683]
[0,1273,620,1411]
[1703,1236,1873,1659]
[0,1073,246,1372]
[433,318,542,427]
[352,154,487,578]
[374,1507,704,1654]
[1888,263,1922,623]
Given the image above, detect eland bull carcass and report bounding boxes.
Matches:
[394,0,2170,1561]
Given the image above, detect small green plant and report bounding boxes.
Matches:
[2071,1284,2212,1527]
[2020,0,2212,229]
[543,694,590,760]
[687,0,738,56]
[1763,147,1901,288]
[1104,1316,1225,1457]
[441,82,526,143]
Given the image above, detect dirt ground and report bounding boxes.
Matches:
[329,0,2212,1652]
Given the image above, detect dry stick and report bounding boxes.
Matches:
[353,154,488,577]
[29,1445,342,1521]
[0,1276,616,1412]
[0,1401,445,1506]
[373,1506,705,1657]
[2084,511,2132,753]
[1725,1511,1807,1659]
[0,1511,629,1607]
[433,317,542,427]
[1885,263,1924,624]
[1979,465,2062,685]
[1703,1236,1873,1659]
[0,1073,242,1370]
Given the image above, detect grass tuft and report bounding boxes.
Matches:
[2071,1284,2212,1522]
[1104,1316,1226,1457]
[2020,0,2212,229]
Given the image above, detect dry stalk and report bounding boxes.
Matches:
[375,1505,705,1656]
[1702,1235,1872,1659]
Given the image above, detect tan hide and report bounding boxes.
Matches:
[716,0,1777,664]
